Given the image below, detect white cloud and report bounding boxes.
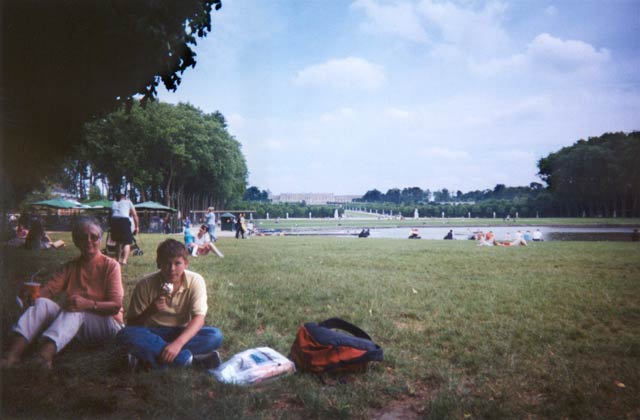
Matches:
[470,33,610,77]
[544,5,558,16]
[293,57,386,91]
[351,0,429,43]
[417,0,511,56]
[527,33,610,70]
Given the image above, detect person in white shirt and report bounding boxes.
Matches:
[532,229,544,241]
[191,225,223,258]
[110,193,139,265]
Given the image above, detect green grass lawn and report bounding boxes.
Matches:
[2,233,639,419]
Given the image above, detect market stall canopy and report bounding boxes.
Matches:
[31,199,88,209]
[134,201,177,212]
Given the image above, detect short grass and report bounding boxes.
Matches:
[1,234,639,419]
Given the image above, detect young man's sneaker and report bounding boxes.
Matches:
[193,351,221,370]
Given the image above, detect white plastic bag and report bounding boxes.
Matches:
[210,347,295,386]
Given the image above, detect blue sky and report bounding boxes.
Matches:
[158,0,640,195]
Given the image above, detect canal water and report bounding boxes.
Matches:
[291,226,638,242]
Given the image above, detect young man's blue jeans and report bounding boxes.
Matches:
[117,325,223,369]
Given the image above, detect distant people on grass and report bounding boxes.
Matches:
[631,228,640,242]
[443,229,454,240]
[184,227,195,250]
[0,217,123,369]
[16,222,29,240]
[497,237,528,247]
[408,228,421,239]
[235,213,246,239]
[183,215,191,231]
[532,229,544,241]
[524,230,533,241]
[163,215,171,235]
[476,231,494,246]
[358,228,370,238]
[246,221,255,237]
[116,239,223,370]
[205,207,217,241]
[24,219,65,250]
[5,220,30,247]
[191,225,224,258]
[110,192,139,265]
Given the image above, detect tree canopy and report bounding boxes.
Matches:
[1,0,222,206]
[244,186,270,202]
[61,101,246,213]
[352,132,639,218]
[538,131,640,217]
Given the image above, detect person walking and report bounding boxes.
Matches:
[235,213,246,239]
[110,192,139,265]
[205,207,216,241]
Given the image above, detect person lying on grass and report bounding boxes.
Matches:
[1,217,123,369]
[116,239,223,370]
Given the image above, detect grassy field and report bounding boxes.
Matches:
[1,233,639,419]
[255,216,640,230]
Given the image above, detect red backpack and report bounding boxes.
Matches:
[289,318,384,373]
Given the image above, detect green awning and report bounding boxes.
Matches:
[31,199,87,209]
[134,201,177,212]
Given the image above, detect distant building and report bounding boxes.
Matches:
[271,193,362,205]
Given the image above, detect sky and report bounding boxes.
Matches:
[158,0,640,196]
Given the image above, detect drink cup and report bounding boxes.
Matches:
[20,281,41,306]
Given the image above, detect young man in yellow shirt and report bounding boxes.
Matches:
[117,239,222,369]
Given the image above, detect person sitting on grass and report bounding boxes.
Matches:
[0,217,124,369]
[532,229,544,241]
[116,239,223,370]
[184,226,195,252]
[24,219,65,250]
[191,224,223,258]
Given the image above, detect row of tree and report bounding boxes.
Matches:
[229,202,340,219]
[332,132,639,217]
[356,183,547,205]
[59,101,247,212]
[538,131,639,217]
